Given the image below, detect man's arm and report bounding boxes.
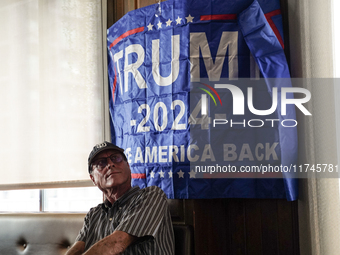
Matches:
[83,230,137,255]
[66,231,136,255]
[65,241,85,255]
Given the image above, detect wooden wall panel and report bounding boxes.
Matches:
[229,199,246,255]
[136,0,166,9]
[277,199,300,255]
[107,0,115,28]
[261,200,279,254]
[192,199,299,255]
[245,199,263,255]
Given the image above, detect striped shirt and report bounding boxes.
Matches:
[75,186,175,254]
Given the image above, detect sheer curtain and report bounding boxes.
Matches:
[0,0,105,187]
[287,0,340,254]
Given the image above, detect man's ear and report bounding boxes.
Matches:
[90,174,96,186]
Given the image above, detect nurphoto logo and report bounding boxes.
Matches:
[195,81,312,129]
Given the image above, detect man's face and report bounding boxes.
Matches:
[90,149,131,192]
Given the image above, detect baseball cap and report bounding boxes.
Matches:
[88,141,125,173]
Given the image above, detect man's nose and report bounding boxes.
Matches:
[106,157,115,167]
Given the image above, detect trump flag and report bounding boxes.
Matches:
[107,0,298,201]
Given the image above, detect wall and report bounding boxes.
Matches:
[170,199,299,255]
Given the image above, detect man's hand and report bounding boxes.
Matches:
[65,241,85,255]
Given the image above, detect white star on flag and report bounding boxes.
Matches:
[150,171,155,178]
[159,170,165,178]
[168,170,173,178]
[176,16,182,25]
[189,169,196,178]
[177,169,184,178]
[147,23,154,31]
[157,21,162,29]
[186,14,194,23]
[166,19,172,26]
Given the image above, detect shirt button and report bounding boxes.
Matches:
[109,218,112,221]
[119,207,122,210]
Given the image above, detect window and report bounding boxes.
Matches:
[0,189,40,212]
[43,187,103,212]
[0,0,109,212]
[0,0,106,186]
[0,187,103,212]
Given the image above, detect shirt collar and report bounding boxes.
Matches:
[102,186,140,211]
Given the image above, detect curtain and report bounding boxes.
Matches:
[0,0,105,188]
[287,0,340,254]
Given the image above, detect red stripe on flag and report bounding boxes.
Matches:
[112,61,117,103]
[200,10,284,49]
[109,27,144,100]
[264,9,284,49]
[200,14,237,21]
[109,26,144,49]
[131,173,146,179]
[265,9,281,19]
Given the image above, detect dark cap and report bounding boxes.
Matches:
[88,141,124,173]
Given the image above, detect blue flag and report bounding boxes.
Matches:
[107,0,298,201]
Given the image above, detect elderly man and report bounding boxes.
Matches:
[66,141,175,255]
